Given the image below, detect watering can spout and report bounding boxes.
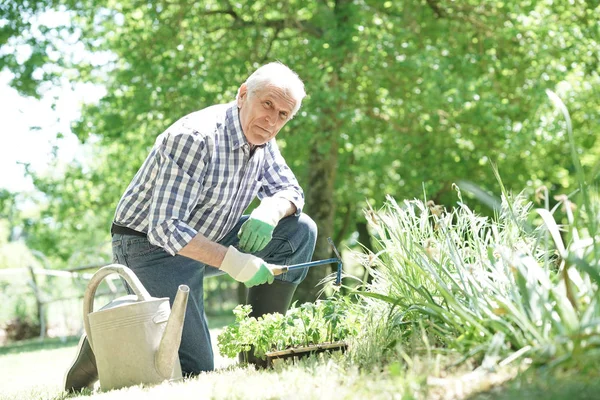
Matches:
[155,284,189,379]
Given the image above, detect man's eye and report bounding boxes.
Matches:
[280,112,288,120]
[264,101,271,107]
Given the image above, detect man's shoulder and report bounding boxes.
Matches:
[187,103,231,123]
[160,103,233,142]
[180,103,231,133]
[264,138,281,153]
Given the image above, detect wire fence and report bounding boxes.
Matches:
[0,264,126,341]
[0,262,243,343]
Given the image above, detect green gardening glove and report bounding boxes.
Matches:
[220,246,276,288]
[243,263,275,288]
[238,206,280,253]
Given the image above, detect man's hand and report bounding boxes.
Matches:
[219,246,276,288]
[238,206,280,253]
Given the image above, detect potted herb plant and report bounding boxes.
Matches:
[217,296,359,367]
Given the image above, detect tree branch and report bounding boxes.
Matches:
[195,8,323,38]
[200,9,238,18]
[239,18,323,38]
[363,0,493,36]
[319,0,332,11]
[260,27,281,63]
[292,19,324,38]
[425,0,446,18]
[364,108,410,133]
[184,0,239,20]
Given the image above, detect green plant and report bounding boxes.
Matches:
[3,296,41,342]
[352,91,600,370]
[356,187,600,366]
[217,296,360,360]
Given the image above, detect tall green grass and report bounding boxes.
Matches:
[351,90,600,370]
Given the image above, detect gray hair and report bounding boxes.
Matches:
[237,62,306,117]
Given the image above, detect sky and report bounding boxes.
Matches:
[0,9,106,194]
[0,71,84,192]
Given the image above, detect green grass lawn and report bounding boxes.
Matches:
[0,314,233,400]
[3,329,600,400]
[0,336,80,400]
[1,330,412,400]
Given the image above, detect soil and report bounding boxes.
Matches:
[265,341,347,367]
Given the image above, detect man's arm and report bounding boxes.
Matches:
[237,141,303,253]
[261,196,297,220]
[258,140,305,215]
[177,233,227,267]
[144,123,275,287]
[146,132,209,256]
[178,232,277,288]
[178,194,296,265]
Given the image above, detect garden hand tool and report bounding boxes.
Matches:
[272,237,344,286]
[83,264,189,391]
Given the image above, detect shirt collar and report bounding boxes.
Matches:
[226,101,267,151]
[225,102,248,151]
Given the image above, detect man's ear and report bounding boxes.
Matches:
[237,83,248,107]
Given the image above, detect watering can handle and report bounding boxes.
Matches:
[83,264,153,350]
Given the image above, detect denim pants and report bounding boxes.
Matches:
[111,213,317,375]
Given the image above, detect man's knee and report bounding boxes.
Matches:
[271,213,317,284]
[297,213,318,245]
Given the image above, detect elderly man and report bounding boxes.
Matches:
[65,62,316,391]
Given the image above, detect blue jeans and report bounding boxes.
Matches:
[111,213,317,375]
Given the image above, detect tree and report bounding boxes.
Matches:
[2,0,599,301]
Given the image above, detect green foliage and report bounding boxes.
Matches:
[2,0,599,298]
[0,190,37,269]
[3,293,42,342]
[0,239,36,269]
[349,94,600,368]
[0,272,41,341]
[355,182,600,368]
[217,296,360,360]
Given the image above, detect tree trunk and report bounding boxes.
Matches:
[356,220,375,284]
[293,0,354,303]
[294,130,338,303]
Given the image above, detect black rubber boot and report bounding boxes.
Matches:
[238,279,298,369]
[63,334,97,392]
[63,295,137,392]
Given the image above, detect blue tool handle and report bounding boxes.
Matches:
[284,258,340,270]
[277,258,343,286]
[335,261,343,286]
[275,238,343,285]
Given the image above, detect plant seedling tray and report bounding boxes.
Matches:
[265,341,348,368]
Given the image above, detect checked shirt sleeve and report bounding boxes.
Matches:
[147,132,209,255]
[259,140,304,216]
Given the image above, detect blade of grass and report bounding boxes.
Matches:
[536,208,567,258]
[546,89,599,263]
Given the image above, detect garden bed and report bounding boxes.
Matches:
[217,299,358,366]
[265,341,348,367]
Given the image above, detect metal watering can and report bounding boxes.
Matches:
[83,264,189,391]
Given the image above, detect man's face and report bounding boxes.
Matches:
[237,83,296,146]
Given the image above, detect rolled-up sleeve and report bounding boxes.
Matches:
[147,132,209,255]
[259,140,304,216]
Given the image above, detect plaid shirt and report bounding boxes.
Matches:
[113,102,304,255]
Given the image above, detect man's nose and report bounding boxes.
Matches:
[266,110,277,126]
